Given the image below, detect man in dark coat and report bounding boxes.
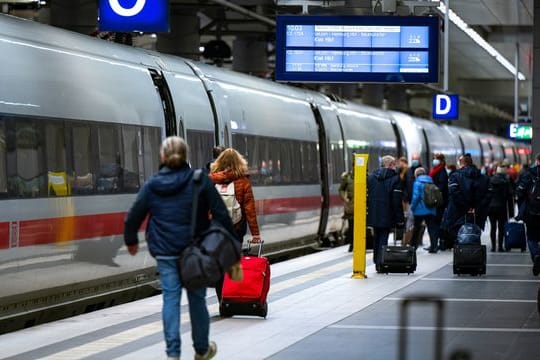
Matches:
[441,153,490,248]
[516,153,540,276]
[428,153,449,251]
[367,155,404,271]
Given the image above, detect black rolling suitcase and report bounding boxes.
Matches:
[453,213,486,276]
[453,244,486,275]
[380,245,417,274]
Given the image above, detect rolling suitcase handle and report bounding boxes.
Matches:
[247,239,264,257]
[399,294,444,360]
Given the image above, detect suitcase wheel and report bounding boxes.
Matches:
[260,302,268,319]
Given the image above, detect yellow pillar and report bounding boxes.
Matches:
[352,154,368,279]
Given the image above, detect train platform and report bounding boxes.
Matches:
[1,231,539,360]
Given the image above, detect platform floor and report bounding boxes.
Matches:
[1,233,539,360]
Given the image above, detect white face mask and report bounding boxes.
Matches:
[445,168,451,175]
[411,160,419,167]
[432,159,440,167]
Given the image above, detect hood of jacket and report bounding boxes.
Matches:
[148,164,193,196]
[373,167,397,181]
[417,174,433,184]
[209,169,240,184]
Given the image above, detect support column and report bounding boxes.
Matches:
[157,10,200,60]
[232,35,268,76]
[386,85,409,112]
[533,2,540,157]
[49,0,97,35]
[361,84,384,108]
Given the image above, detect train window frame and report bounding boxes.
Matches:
[186,129,214,169]
[232,133,319,186]
[0,114,161,199]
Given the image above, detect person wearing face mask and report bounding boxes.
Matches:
[427,153,449,251]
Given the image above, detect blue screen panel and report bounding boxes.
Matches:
[400,26,429,48]
[99,0,169,33]
[275,15,439,83]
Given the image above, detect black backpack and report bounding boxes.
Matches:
[424,183,444,208]
[488,176,509,210]
[528,176,540,216]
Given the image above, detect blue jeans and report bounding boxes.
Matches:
[526,220,540,262]
[156,257,210,358]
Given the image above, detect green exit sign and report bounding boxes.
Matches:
[509,123,532,140]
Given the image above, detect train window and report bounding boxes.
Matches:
[0,122,6,197]
[121,125,140,192]
[233,133,318,186]
[330,141,345,184]
[143,127,160,181]
[45,123,68,196]
[186,130,213,169]
[97,126,121,193]
[71,125,94,195]
[8,120,46,198]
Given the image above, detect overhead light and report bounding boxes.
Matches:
[435,1,526,81]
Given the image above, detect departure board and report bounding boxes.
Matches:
[275,16,439,83]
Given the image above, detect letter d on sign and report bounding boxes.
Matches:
[435,94,451,115]
[432,94,459,120]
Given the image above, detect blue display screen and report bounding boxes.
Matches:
[276,16,439,83]
[98,0,169,33]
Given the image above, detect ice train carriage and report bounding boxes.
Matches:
[0,13,530,332]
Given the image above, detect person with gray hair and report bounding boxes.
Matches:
[367,155,405,272]
[124,136,233,360]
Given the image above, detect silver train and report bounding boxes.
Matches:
[0,14,531,333]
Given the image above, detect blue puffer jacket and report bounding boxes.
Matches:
[124,164,235,257]
[411,175,437,216]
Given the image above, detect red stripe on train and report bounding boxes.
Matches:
[1,195,345,248]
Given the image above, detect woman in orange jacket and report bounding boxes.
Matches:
[209,148,261,244]
[209,148,261,302]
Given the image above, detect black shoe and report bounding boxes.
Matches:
[423,247,431,251]
[491,248,496,252]
[498,247,505,252]
[428,250,437,254]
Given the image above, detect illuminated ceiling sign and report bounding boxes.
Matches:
[432,94,459,120]
[275,15,439,83]
[509,123,532,141]
[98,0,169,33]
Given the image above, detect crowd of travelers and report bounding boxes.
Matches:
[341,151,540,277]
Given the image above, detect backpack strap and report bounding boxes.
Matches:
[190,169,203,240]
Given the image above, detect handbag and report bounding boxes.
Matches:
[179,169,242,290]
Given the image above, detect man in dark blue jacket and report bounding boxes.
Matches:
[124,136,232,360]
[442,153,490,249]
[367,155,404,271]
[516,153,540,276]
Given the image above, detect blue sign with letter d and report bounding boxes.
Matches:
[99,0,169,33]
[432,94,459,120]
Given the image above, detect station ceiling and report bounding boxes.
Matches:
[173,0,533,119]
[6,0,533,121]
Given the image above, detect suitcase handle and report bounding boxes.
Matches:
[247,240,264,257]
[399,294,444,360]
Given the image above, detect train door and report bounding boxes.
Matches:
[148,69,176,137]
[310,104,330,243]
[183,61,231,149]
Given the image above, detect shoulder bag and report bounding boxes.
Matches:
[179,169,241,290]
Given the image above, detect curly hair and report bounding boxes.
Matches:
[210,148,248,177]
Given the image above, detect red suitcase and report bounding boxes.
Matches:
[220,241,270,318]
